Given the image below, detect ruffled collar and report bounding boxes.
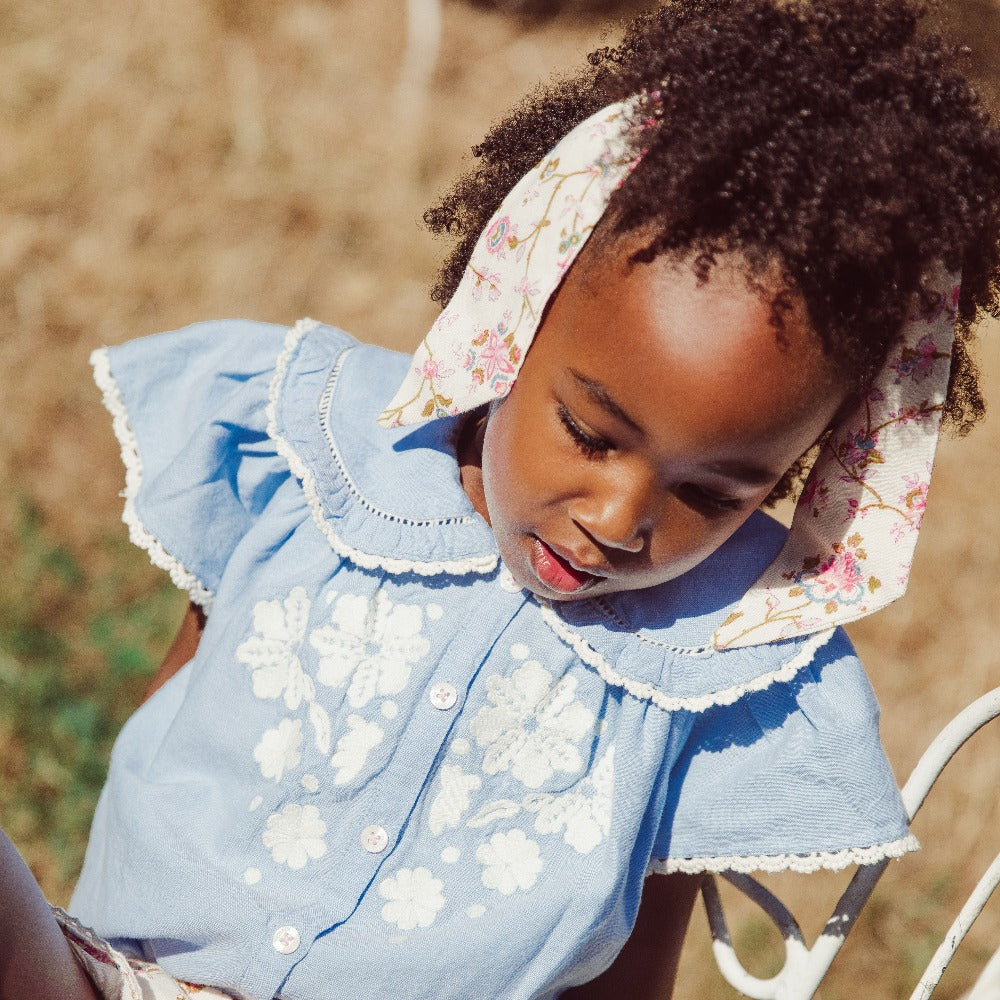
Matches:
[267,319,499,576]
[267,319,839,712]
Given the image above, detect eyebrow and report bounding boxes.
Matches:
[567,370,643,433]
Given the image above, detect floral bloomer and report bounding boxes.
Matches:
[70,317,917,1000]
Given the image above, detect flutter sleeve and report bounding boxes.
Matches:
[91,319,302,609]
[649,629,918,875]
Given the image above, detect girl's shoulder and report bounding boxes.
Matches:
[92,318,498,606]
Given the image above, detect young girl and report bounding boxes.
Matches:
[4,1,1000,998]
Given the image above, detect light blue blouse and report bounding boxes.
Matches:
[71,319,916,1000]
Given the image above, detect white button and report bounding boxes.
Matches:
[272,925,301,954]
[429,682,458,711]
[361,824,389,854]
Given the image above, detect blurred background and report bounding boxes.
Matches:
[0,0,998,996]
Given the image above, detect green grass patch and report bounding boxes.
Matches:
[0,496,184,901]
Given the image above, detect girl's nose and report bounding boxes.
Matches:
[570,474,653,554]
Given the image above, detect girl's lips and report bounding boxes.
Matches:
[529,537,599,595]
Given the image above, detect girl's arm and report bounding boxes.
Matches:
[0,831,98,1000]
[142,602,206,701]
[561,872,702,1000]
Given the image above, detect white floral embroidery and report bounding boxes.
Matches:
[477,829,543,895]
[524,747,615,854]
[308,701,332,755]
[238,587,315,709]
[428,765,482,835]
[330,714,385,785]
[467,799,522,828]
[310,592,430,708]
[470,660,595,789]
[262,803,327,870]
[253,718,304,783]
[379,867,445,930]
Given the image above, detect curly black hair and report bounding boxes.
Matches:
[425,0,1000,498]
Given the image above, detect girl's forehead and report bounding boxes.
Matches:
[531,249,844,459]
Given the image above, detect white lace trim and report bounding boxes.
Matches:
[265,319,499,578]
[90,347,215,609]
[647,833,920,875]
[593,597,717,656]
[540,604,834,712]
[318,358,478,529]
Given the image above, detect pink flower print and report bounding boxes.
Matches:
[514,278,540,298]
[484,216,519,259]
[901,473,929,515]
[799,475,829,518]
[891,334,949,383]
[797,543,866,607]
[839,430,884,471]
[560,192,584,217]
[844,497,876,524]
[479,327,517,384]
[890,472,929,540]
[417,358,453,382]
[471,267,502,302]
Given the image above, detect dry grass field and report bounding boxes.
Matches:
[1,1,998,997]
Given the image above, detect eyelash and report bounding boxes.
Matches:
[683,485,743,513]
[557,405,612,459]
[557,404,744,513]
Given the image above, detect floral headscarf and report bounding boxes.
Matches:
[378,101,957,650]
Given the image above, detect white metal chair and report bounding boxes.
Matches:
[701,686,1000,1000]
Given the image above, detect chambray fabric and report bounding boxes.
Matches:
[72,320,913,1000]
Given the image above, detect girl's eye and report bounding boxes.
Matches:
[681,484,743,514]
[558,405,612,459]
